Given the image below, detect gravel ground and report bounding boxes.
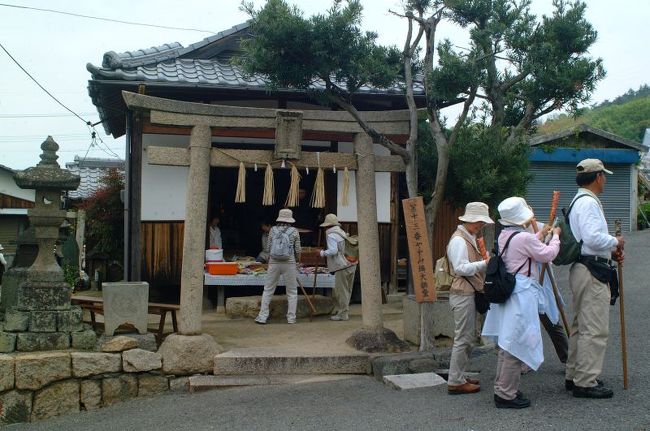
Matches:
[8,230,650,431]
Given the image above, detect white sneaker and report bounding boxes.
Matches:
[330,314,349,321]
[255,316,267,325]
[287,319,296,324]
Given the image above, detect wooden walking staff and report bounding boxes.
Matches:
[615,219,629,389]
[534,191,570,337]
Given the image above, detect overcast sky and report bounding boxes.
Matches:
[1,0,648,169]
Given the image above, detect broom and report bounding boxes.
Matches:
[311,167,325,208]
[341,167,350,206]
[285,162,300,207]
[235,161,246,203]
[262,163,275,206]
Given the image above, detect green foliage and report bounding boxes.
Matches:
[418,120,531,211]
[539,91,650,142]
[80,169,124,263]
[62,263,80,289]
[238,0,402,98]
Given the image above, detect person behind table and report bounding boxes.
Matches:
[319,213,358,321]
[255,209,301,324]
[565,159,624,399]
[209,216,222,249]
[256,221,272,263]
[482,197,561,409]
[445,202,493,395]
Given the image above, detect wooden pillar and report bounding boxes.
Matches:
[389,173,399,294]
[178,125,211,335]
[353,133,383,330]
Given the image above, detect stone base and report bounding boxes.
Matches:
[98,333,158,352]
[158,333,223,375]
[16,332,70,352]
[346,327,410,353]
[403,295,455,346]
[0,268,30,313]
[15,280,70,311]
[371,351,439,381]
[213,348,370,375]
[225,295,334,319]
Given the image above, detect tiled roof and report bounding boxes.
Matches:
[87,21,423,95]
[530,124,647,152]
[65,157,124,200]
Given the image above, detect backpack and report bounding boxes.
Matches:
[269,227,294,261]
[434,256,454,291]
[552,194,592,266]
[332,232,359,264]
[483,231,530,304]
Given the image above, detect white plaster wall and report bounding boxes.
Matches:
[141,135,333,221]
[0,169,35,202]
[336,142,391,223]
[141,134,190,220]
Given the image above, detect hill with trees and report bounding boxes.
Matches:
[538,85,650,142]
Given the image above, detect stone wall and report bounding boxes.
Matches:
[0,336,190,425]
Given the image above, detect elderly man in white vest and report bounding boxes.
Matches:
[446,202,494,395]
[319,214,358,321]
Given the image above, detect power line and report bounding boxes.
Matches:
[0,3,216,34]
[0,112,98,119]
[0,41,89,125]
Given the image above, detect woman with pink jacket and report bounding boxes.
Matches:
[482,197,561,409]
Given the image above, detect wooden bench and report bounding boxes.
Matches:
[71,294,179,343]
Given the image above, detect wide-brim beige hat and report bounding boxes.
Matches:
[276,208,295,224]
[498,197,534,226]
[458,202,494,224]
[320,213,341,227]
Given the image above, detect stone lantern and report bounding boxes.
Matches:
[0,137,96,352]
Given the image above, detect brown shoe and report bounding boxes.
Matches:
[448,382,481,395]
[465,378,480,385]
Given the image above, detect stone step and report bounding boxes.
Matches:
[188,374,356,392]
[213,348,371,376]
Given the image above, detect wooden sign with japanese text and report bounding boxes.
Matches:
[402,197,436,302]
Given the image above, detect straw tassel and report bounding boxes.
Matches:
[341,166,350,206]
[235,161,246,203]
[311,167,325,208]
[285,162,300,207]
[262,163,275,206]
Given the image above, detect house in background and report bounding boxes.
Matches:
[64,156,125,202]
[86,22,427,299]
[527,124,647,232]
[0,164,35,263]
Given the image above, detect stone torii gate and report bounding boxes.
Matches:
[122,91,410,354]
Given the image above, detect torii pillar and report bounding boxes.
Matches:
[345,133,408,352]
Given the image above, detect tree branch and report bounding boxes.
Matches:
[324,90,410,161]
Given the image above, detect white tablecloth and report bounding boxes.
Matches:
[204,273,335,288]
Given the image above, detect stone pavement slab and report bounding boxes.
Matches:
[382,372,447,390]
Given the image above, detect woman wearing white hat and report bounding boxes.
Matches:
[0,244,6,286]
[319,213,358,321]
[255,209,302,324]
[482,197,561,409]
[446,202,494,395]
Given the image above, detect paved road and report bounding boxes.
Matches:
[8,230,650,431]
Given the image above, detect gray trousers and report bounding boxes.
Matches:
[448,294,477,386]
[495,348,523,400]
[257,263,298,322]
[566,263,610,387]
[332,265,356,317]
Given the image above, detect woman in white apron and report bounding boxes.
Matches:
[482,197,561,409]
